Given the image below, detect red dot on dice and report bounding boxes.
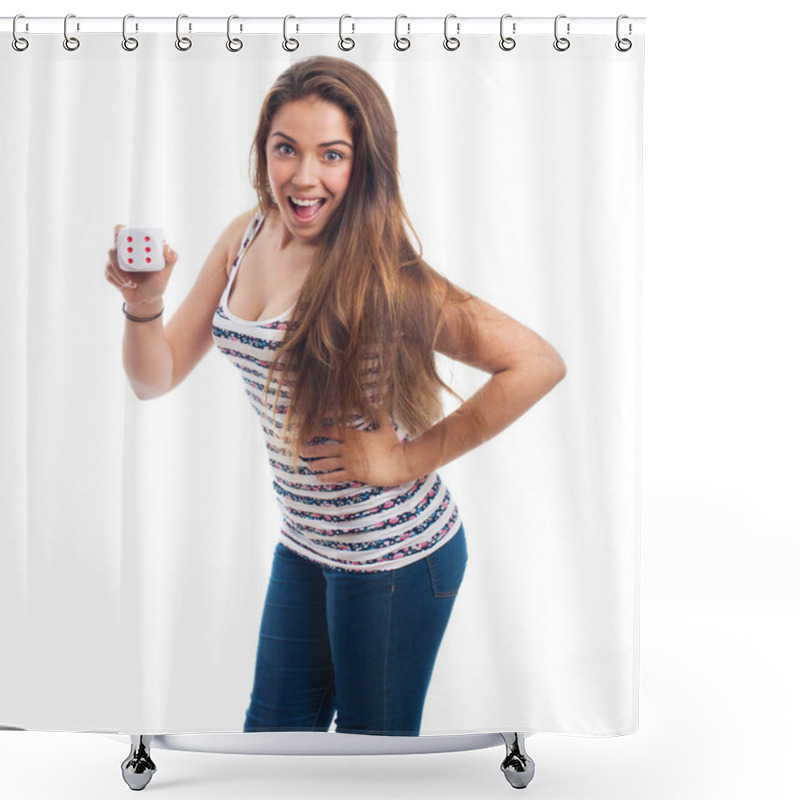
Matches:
[127,247,133,253]
[126,236,132,243]
[145,247,151,253]
[146,257,151,263]
[128,258,133,264]
[144,236,150,242]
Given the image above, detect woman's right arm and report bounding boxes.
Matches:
[105,212,252,400]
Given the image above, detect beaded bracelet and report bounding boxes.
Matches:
[122,301,164,322]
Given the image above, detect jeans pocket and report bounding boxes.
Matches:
[425,524,468,599]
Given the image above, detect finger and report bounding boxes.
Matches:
[301,442,342,458]
[106,260,137,288]
[164,243,178,265]
[315,469,349,483]
[105,253,123,276]
[105,271,137,291]
[106,259,133,283]
[302,454,342,472]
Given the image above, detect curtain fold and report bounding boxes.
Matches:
[1,28,643,736]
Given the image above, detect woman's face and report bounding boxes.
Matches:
[266,95,354,243]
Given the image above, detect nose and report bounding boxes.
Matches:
[293,155,318,188]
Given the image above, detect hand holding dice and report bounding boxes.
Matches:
[105,224,178,312]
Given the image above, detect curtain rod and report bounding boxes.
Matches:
[2,16,646,36]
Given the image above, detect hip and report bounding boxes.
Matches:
[275,522,469,597]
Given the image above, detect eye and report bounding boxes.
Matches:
[324,150,344,163]
[274,142,294,156]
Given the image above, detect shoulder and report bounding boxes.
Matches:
[221,206,261,278]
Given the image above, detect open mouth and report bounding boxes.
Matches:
[288,196,326,223]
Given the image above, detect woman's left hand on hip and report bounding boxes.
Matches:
[299,406,412,488]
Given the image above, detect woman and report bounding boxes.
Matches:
[104,56,566,736]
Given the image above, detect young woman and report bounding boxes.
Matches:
[104,56,566,737]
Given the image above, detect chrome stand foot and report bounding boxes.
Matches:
[121,735,157,791]
[500,732,535,789]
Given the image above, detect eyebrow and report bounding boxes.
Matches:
[270,132,353,149]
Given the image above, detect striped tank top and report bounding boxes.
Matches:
[211,211,461,572]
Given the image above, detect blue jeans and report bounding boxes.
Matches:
[243,523,468,736]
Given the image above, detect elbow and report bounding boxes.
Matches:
[125,365,174,401]
[550,351,567,386]
[131,382,169,401]
[530,340,566,389]
[528,348,566,397]
[509,343,567,395]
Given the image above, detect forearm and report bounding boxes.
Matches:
[122,299,174,400]
[403,353,566,480]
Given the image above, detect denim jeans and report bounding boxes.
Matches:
[243,523,468,736]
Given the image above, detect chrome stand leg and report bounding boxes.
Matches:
[121,735,157,791]
[500,732,535,789]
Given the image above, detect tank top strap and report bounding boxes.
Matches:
[230,209,266,277]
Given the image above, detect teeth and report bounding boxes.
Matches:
[291,197,323,207]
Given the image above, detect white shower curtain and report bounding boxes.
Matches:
[1,20,643,736]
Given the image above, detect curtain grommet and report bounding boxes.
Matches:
[63,13,80,51]
[121,14,138,51]
[338,14,355,51]
[12,15,29,51]
[226,15,243,52]
[394,15,411,51]
[175,14,192,51]
[499,14,516,51]
[443,14,460,51]
[553,14,571,52]
[615,15,632,51]
[282,15,299,51]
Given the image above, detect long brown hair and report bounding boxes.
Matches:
[249,56,487,468]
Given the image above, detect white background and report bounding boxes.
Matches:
[1,1,798,799]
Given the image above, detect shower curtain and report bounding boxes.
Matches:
[0,17,644,738]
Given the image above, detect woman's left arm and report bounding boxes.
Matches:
[402,292,567,481]
[300,291,566,487]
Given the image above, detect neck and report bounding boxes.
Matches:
[269,207,319,252]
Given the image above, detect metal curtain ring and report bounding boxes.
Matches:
[63,13,80,51]
[121,14,138,51]
[282,15,299,51]
[338,14,355,51]
[12,14,29,51]
[615,14,632,51]
[553,14,570,51]
[226,15,243,52]
[499,13,516,51]
[394,14,410,51]
[176,14,192,51]
[443,14,460,51]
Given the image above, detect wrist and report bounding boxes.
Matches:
[399,438,435,483]
[124,298,164,318]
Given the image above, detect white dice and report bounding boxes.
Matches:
[117,227,166,272]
